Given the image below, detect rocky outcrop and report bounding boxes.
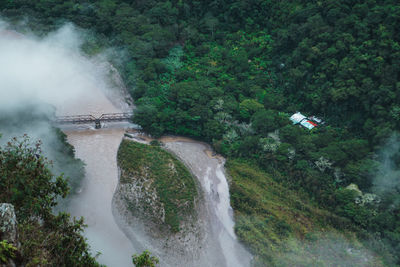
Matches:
[113,175,207,266]
[118,168,166,227]
[0,204,17,246]
[113,140,211,266]
[0,203,18,267]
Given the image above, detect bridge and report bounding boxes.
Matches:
[54,112,133,128]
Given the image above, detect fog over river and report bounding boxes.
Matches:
[0,22,250,266]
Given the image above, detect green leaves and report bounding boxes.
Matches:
[0,135,100,266]
[132,250,159,267]
[0,240,16,264]
[239,99,264,120]
[0,136,68,220]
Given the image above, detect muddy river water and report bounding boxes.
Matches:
[65,128,135,266]
[0,26,251,266]
[60,87,251,266]
[46,45,251,266]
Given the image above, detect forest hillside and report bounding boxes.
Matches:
[1,0,399,266]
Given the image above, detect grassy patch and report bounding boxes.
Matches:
[117,139,198,232]
[226,159,382,266]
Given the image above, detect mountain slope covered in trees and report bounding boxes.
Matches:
[1,0,399,265]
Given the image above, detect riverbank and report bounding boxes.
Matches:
[116,133,252,267]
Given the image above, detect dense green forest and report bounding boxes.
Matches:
[1,0,400,265]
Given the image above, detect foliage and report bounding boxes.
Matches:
[117,139,198,232]
[0,240,17,264]
[0,106,85,196]
[1,0,400,264]
[52,128,86,195]
[274,232,384,267]
[132,250,159,267]
[272,1,400,144]
[226,159,364,265]
[18,214,101,267]
[0,135,68,220]
[0,136,101,266]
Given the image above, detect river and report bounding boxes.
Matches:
[64,128,134,266]
[58,74,252,266]
[160,138,252,267]
[1,24,251,266]
[58,82,252,266]
[57,62,137,265]
[112,133,252,267]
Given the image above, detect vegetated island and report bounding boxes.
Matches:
[113,139,204,263]
[2,0,400,265]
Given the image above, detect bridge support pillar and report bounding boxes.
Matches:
[95,119,101,129]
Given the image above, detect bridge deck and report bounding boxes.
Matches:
[54,112,133,124]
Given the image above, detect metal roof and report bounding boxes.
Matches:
[290,112,306,124]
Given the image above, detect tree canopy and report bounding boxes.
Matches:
[1,0,400,265]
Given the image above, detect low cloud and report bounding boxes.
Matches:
[0,19,120,193]
[276,232,383,267]
[372,133,400,206]
[0,20,121,117]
